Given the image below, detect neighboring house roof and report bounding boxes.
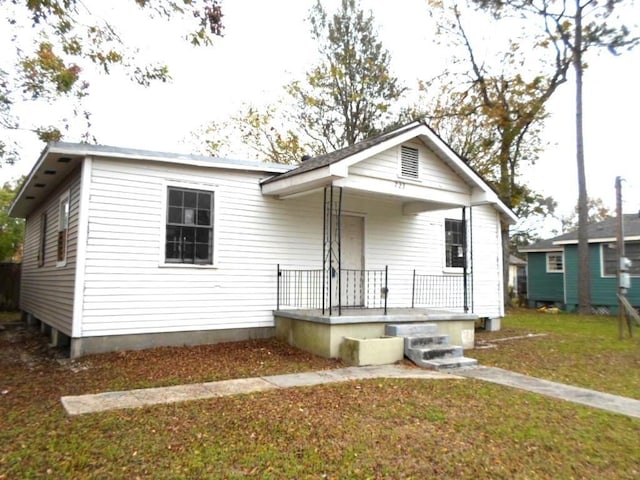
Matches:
[261,120,518,224]
[520,214,640,252]
[509,255,527,266]
[10,142,292,218]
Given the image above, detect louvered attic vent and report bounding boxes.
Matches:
[400,146,419,179]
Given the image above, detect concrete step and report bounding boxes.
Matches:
[420,356,478,370]
[413,345,463,360]
[404,334,449,349]
[385,323,438,337]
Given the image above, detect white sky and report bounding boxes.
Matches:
[3,0,640,235]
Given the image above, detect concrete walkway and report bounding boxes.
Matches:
[455,366,640,419]
[61,365,459,415]
[60,364,640,419]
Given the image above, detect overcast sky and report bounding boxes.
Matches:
[3,0,640,234]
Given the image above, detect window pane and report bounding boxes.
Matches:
[195,228,210,244]
[168,206,182,224]
[195,243,210,262]
[182,227,195,243]
[197,209,210,226]
[198,192,211,209]
[168,188,182,206]
[184,208,195,225]
[184,191,197,208]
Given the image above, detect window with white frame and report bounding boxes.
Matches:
[38,213,47,267]
[400,146,419,180]
[546,252,563,273]
[602,242,640,276]
[56,192,70,266]
[165,186,214,265]
[445,218,465,268]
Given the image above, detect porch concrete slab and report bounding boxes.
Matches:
[61,365,460,415]
[456,366,640,419]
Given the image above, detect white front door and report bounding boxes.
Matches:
[339,215,364,307]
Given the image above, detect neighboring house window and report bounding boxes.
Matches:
[400,146,419,180]
[546,252,563,273]
[445,219,465,268]
[38,213,47,267]
[57,192,70,266]
[602,242,640,276]
[165,187,214,265]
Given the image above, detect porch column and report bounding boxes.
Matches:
[323,186,343,315]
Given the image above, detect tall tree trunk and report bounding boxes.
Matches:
[575,1,591,314]
[502,222,511,308]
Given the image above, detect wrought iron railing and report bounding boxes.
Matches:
[277,265,388,314]
[276,267,324,310]
[411,271,470,311]
[276,266,471,314]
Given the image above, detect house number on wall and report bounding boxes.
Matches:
[395,181,406,189]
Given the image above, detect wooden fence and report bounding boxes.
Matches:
[0,263,21,311]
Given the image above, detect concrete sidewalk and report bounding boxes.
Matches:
[61,364,459,415]
[455,366,640,419]
[61,364,640,419]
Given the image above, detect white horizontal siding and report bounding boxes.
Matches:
[349,140,469,193]
[470,204,504,317]
[20,171,81,335]
[80,158,323,337]
[78,156,505,338]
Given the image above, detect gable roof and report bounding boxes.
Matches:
[10,142,291,218]
[261,120,518,224]
[520,214,640,252]
[261,121,420,185]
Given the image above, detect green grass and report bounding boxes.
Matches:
[474,309,640,398]
[1,310,639,479]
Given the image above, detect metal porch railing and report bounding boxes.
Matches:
[277,265,388,315]
[411,271,470,312]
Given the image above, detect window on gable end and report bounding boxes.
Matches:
[400,146,419,180]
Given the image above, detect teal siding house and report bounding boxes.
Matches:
[521,214,640,313]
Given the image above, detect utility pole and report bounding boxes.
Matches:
[615,176,631,339]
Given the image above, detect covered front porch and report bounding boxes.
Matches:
[260,123,516,361]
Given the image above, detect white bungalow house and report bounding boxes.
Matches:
[10,121,517,358]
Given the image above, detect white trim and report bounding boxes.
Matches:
[72,157,92,337]
[56,189,71,267]
[554,235,640,245]
[159,179,219,268]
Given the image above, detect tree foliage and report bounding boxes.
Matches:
[0,178,25,261]
[471,0,638,313]
[423,1,571,305]
[1,0,224,164]
[559,197,611,233]
[199,0,407,163]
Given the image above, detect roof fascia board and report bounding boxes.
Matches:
[8,144,55,217]
[261,165,338,196]
[554,235,640,245]
[519,247,564,253]
[48,144,289,174]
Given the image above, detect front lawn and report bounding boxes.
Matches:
[474,310,640,399]
[1,311,639,479]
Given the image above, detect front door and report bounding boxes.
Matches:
[339,215,364,307]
